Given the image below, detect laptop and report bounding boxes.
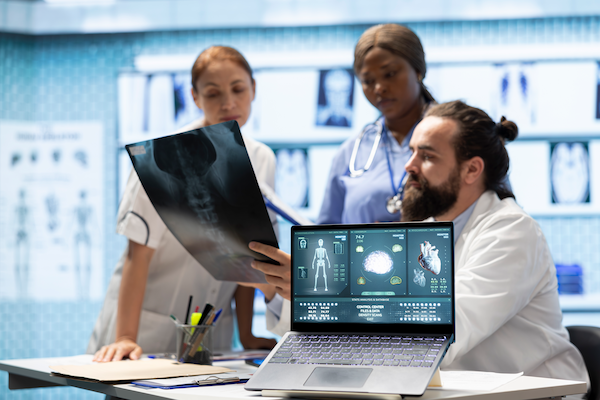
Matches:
[245,221,455,397]
[125,120,278,283]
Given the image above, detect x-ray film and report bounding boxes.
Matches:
[550,142,590,204]
[126,120,278,283]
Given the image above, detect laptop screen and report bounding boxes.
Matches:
[291,222,454,334]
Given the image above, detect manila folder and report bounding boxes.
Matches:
[50,359,231,382]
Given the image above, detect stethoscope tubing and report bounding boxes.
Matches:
[349,118,407,199]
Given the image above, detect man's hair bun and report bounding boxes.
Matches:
[496,116,518,142]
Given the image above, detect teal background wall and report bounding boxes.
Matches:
[1,16,600,398]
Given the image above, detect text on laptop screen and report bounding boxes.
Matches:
[292,225,453,325]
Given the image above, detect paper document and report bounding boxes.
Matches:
[50,359,231,382]
[431,370,523,391]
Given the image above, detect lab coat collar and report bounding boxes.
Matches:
[454,190,502,262]
[423,190,501,262]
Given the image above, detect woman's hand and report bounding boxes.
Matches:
[249,242,291,301]
[93,337,142,362]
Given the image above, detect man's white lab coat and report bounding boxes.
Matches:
[268,190,589,384]
[440,190,588,383]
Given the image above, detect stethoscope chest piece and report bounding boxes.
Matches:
[386,194,402,214]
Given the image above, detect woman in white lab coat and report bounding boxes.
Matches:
[88,46,278,361]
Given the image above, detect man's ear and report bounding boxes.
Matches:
[462,156,484,185]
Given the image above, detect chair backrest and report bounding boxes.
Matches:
[567,325,600,400]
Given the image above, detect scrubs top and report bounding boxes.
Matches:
[318,116,414,224]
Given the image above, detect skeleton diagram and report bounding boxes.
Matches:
[15,189,30,298]
[312,239,331,291]
[74,190,92,299]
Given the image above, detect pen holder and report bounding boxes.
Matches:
[175,323,213,365]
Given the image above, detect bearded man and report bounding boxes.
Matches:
[248,100,589,387]
[400,100,587,384]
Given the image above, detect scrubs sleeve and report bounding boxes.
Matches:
[116,170,167,250]
[317,145,350,224]
[442,212,554,366]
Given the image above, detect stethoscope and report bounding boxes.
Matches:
[348,118,408,215]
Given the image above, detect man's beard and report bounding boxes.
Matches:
[401,168,461,222]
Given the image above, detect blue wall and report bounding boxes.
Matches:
[1,16,600,399]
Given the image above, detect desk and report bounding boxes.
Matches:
[0,355,587,400]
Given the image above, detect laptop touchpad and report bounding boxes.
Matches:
[304,367,372,388]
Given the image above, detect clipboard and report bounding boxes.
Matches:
[132,372,249,389]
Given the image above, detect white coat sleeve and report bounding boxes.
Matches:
[244,136,279,238]
[266,299,291,337]
[442,212,554,366]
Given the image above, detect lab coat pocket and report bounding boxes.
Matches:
[137,309,177,354]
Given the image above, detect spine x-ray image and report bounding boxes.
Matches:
[550,142,590,204]
[316,69,354,127]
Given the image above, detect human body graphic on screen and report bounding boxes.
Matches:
[312,239,331,291]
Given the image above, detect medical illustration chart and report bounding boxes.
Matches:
[293,226,453,324]
[0,121,104,300]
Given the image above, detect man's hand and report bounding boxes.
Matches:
[93,337,142,362]
[249,242,291,301]
[239,335,278,350]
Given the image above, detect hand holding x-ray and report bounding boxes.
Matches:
[418,241,441,275]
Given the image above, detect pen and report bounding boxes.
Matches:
[184,295,193,325]
[198,303,214,325]
[212,309,223,324]
[170,315,181,325]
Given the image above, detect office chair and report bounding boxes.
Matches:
[567,325,600,400]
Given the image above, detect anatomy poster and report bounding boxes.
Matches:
[0,121,104,300]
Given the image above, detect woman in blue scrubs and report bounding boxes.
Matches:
[318,24,435,224]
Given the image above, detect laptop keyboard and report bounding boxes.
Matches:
[268,334,446,367]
